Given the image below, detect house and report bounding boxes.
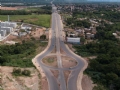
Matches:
[0,30,6,36]
[67,37,80,44]
[21,24,32,30]
[0,21,17,28]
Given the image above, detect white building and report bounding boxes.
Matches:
[0,34,1,39]
[0,21,17,28]
[21,24,32,30]
[86,33,95,39]
[67,37,80,44]
[1,27,13,33]
[0,30,6,36]
[86,33,91,39]
[0,21,17,39]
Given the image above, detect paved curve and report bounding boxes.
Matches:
[36,12,59,90]
[35,3,86,90]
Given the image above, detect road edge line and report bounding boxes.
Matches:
[65,44,88,90]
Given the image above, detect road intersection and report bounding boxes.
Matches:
[33,4,87,90]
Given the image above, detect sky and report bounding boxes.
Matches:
[87,0,120,2]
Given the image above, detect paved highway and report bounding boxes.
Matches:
[35,4,86,90]
[55,13,85,90]
[36,12,59,90]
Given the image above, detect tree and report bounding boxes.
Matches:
[80,37,85,44]
[12,68,21,76]
[22,70,31,76]
[40,35,46,40]
[93,85,108,90]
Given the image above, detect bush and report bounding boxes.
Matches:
[22,70,31,76]
[12,68,21,76]
[40,35,46,40]
[12,68,31,76]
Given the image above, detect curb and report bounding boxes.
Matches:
[65,44,88,90]
[32,28,52,78]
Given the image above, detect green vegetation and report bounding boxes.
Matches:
[0,15,51,27]
[40,34,46,40]
[93,85,108,90]
[73,11,98,18]
[0,40,47,67]
[73,9,120,22]
[74,23,120,89]
[0,6,51,27]
[46,58,54,63]
[0,88,4,90]
[0,6,51,15]
[65,17,91,28]
[22,69,31,76]
[12,68,31,76]
[63,4,120,90]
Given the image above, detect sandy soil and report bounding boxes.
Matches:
[51,70,59,79]
[30,28,46,39]
[82,75,95,90]
[60,48,67,55]
[3,27,47,43]
[0,7,18,10]
[41,77,49,90]
[64,71,71,85]
[0,26,49,90]
[0,66,41,90]
[32,58,49,90]
[0,6,26,11]
[21,27,47,40]
[3,35,20,43]
[62,56,77,68]
[42,55,58,67]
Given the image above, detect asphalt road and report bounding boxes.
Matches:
[36,12,59,90]
[55,13,85,90]
[35,4,86,90]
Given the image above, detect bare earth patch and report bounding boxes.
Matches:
[60,48,67,55]
[51,70,59,79]
[41,77,49,90]
[81,75,95,90]
[2,27,47,43]
[42,55,58,67]
[0,26,49,90]
[0,66,41,90]
[0,7,18,10]
[62,56,77,68]
[31,28,46,40]
[64,71,71,85]
[2,35,22,44]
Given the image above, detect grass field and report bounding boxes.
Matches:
[0,15,51,27]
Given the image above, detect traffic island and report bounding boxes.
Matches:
[42,55,58,67]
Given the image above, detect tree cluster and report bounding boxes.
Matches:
[12,68,31,76]
[66,17,91,28]
[0,41,36,67]
[72,8,120,22]
[74,23,120,89]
